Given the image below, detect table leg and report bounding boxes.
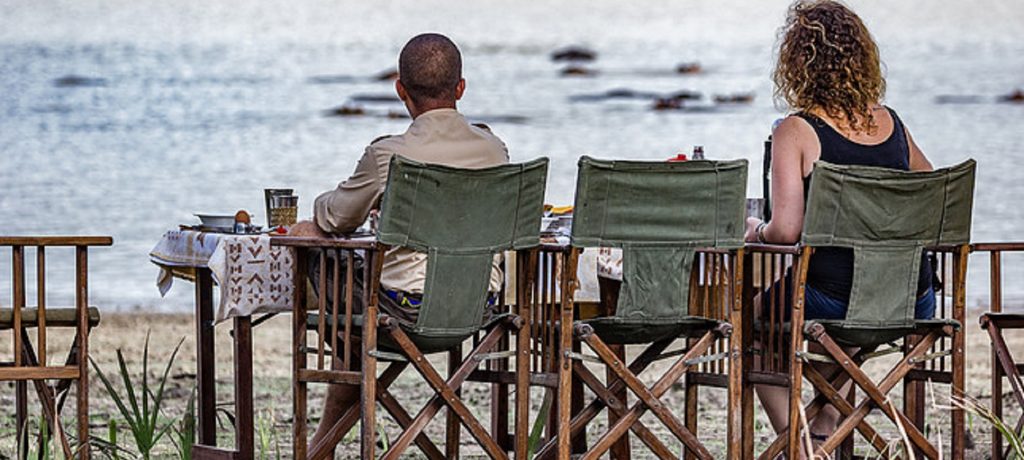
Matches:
[195,268,217,447]
[234,316,254,459]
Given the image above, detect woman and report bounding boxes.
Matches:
[744,0,937,448]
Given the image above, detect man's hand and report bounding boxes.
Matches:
[289,220,331,238]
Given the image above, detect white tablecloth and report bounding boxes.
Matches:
[150,230,294,322]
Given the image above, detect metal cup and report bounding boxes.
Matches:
[269,195,299,227]
[264,188,294,227]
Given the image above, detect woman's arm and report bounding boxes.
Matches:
[745,116,812,244]
[905,126,933,171]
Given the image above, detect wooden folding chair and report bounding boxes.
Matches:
[1,236,112,459]
[972,242,1024,460]
[749,160,976,460]
[533,157,748,459]
[273,156,548,459]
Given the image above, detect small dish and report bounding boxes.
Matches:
[194,213,236,230]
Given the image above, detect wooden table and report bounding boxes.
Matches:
[191,268,254,459]
[150,230,295,459]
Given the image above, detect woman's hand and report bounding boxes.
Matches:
[745,217,763,243]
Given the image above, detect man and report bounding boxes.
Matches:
[290,32,508,450]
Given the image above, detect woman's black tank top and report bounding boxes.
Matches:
[799,107,932,302]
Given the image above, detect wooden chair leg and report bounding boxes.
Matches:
[446,345,463,459]
[581,328,720,460]
[802,365,890,454]
[572,361,675,458]
[378,386,447,460]
[760,370,861,460]
[952,327,966,460]
[490,333,510,452]
[16,380,29,460]
[381,318,513,460]
[292,262,309,460]
[571,339,587,455]
[992,348,1004,460]
[361,309,379,460]
[556,260,575,460]
[902,338,925,459]
[19,329,74,458]
[513,250,534,460]
[684,374,699,460]
[307,363,420,459]
[785,336,804,460]
[982,314,1024,460]
[838,385,855,460]
[533,339,673,460]
[811,329,943,459]
[607,344,631,460]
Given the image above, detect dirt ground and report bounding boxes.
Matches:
[1,310,1021,458]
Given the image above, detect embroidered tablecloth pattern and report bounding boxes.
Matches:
[150,230,293,322]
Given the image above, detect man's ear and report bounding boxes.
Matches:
[454,78,466,100]
[396,79,410,102]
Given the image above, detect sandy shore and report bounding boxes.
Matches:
[1,311,1020,458]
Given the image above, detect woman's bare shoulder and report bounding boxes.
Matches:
[773,114,817,148]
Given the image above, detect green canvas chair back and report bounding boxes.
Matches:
[376,155,548,344]
[571,156,747,325]
[802,160,976,336]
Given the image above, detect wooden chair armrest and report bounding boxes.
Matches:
[0,236,113,247]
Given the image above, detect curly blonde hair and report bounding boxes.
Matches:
[773,0,885,134]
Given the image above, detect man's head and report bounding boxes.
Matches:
[396,33,465,116]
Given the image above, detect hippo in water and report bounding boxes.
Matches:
[373,68,399,81]
[551,46,597,62]
[561,65,596,77]
[675,62,702,74]
[325,105,365,116]
[999,89,1024,103]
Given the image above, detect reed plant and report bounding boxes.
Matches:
[15,416,66,460]
[89,332,185,459]
[256,410,282,460]
[947,393,1023,459]
[170,387,197,460]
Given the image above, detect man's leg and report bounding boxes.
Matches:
[311,352,362,448]
[307,250,366,452]
[306,250,418,452]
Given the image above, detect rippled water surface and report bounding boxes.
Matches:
[2,0,1024,310]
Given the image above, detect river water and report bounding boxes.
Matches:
[2,0,1023,311]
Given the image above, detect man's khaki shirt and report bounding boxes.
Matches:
[314,108,509,294]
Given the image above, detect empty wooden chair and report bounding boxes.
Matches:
[1,236,112,459]
[972,242,1024,460]
[534,157,748,459]
[274,156,548,459]
[749,160,975,460]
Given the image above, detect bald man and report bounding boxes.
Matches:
[290,33,509,451]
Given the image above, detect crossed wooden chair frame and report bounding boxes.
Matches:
[1,237,111,460]
[974,242,1024,460]
[274,237,976,459]
[751,245,969,460]
[528,247,744,460]
[278,239,520,460]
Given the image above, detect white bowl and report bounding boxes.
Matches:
[194,213,236,229]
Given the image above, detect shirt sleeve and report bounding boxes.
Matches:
[313,146,388,234]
